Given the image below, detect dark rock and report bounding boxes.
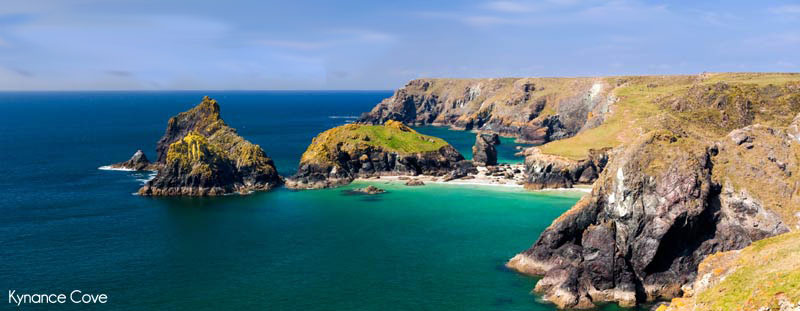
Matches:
[107,149,155,171]
[523,147,609,190]
[405,179,425,186]
[507,129,794,309]
[472,133,499,166]
[349,185,386,194]
[138,97,282,196]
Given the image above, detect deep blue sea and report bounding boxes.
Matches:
[0,91,625,310]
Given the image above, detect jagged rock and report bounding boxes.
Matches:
[357,78,612,144]
[349,185,386,194]
[137,97,282,196]
[507,127,795,309]
[405,179,425,186]
[286,121,464,189]
[442,160,478,181]
[523,147,608,190]
[472,133,499,166]
[107,149,155,171]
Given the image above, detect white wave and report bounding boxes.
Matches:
[328,115,359,119]
[135,171,158,184]
[98,165,136,172]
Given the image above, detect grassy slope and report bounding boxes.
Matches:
[663,231,800,311]
[538,73,800,160]
[300,120,451,165]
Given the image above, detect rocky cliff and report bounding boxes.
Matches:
[523,147,609,190]
[357,78,615,144]
[136,96,282,196]
[504,73,800,309]
[286,120,465,189]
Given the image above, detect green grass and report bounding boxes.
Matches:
[538,73,800,160]
[300,121,452,165]
[691,231,800,311]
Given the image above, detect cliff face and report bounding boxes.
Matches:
[503,74,800,309]
[357,78,614,144]
[138,97,282,196]
[286,121,465,189]
[523,147,608,190]
[508,124,800,309]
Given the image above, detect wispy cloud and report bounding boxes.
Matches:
[256,39,328,50]
[484,1,538,13]
[769,5,800,15]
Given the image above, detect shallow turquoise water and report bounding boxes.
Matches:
[0,92,635,310]
[414,126,532,164]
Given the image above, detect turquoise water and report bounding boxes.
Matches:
[414,126,531,164]
[0,91,624,310]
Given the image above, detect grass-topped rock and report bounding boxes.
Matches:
[137,96,281,196]
[286,121,465,189]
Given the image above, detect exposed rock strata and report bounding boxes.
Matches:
[286,121,465,189]
[472,133,500,166]
[523,147,609,190]
[357,78,614,144]
[137,97,282,196]
[507,124,798,309]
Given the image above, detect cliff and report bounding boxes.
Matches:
[137,96,282,196]
[504,73,800,309]
[286,120,465,189]
[358,78,614,145]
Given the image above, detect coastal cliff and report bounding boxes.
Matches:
[504,74,800,309]
[137,96,282,196]
[357,78,614,144]
[286,120,465,189]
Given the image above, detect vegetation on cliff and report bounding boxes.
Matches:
[138,96,282,196]
[663,231,800,311]
[502,73,800,309]
[288,121,464,189]
[299,120,449,166]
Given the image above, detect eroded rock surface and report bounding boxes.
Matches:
[106,149,156,171]
[507,126,797,309]
[472,133,500,166]
[137,96,282,196]
[523,147,609,190]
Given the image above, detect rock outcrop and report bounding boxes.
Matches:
[472,133,499,166]
[137,96,282,196]
[523,147,608,190]
[357,78,614,144]
[106,149,156,171]
[286,121,465,189]
[661,231,800,311]
[507,124,798,309]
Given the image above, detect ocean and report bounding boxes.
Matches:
[0,91,626,310]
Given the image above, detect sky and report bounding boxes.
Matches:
[0,0,798,90]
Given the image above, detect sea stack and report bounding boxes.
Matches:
[472,133,499,166]
[106,149,155,171]
[136,96,282,196]
[286,120,464,189]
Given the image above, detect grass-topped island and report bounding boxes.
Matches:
[286,120,468,189]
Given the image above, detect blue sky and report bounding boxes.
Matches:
[0,0,798,90]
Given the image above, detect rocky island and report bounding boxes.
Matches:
[286,120,466,189]
[107,96,282,196]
